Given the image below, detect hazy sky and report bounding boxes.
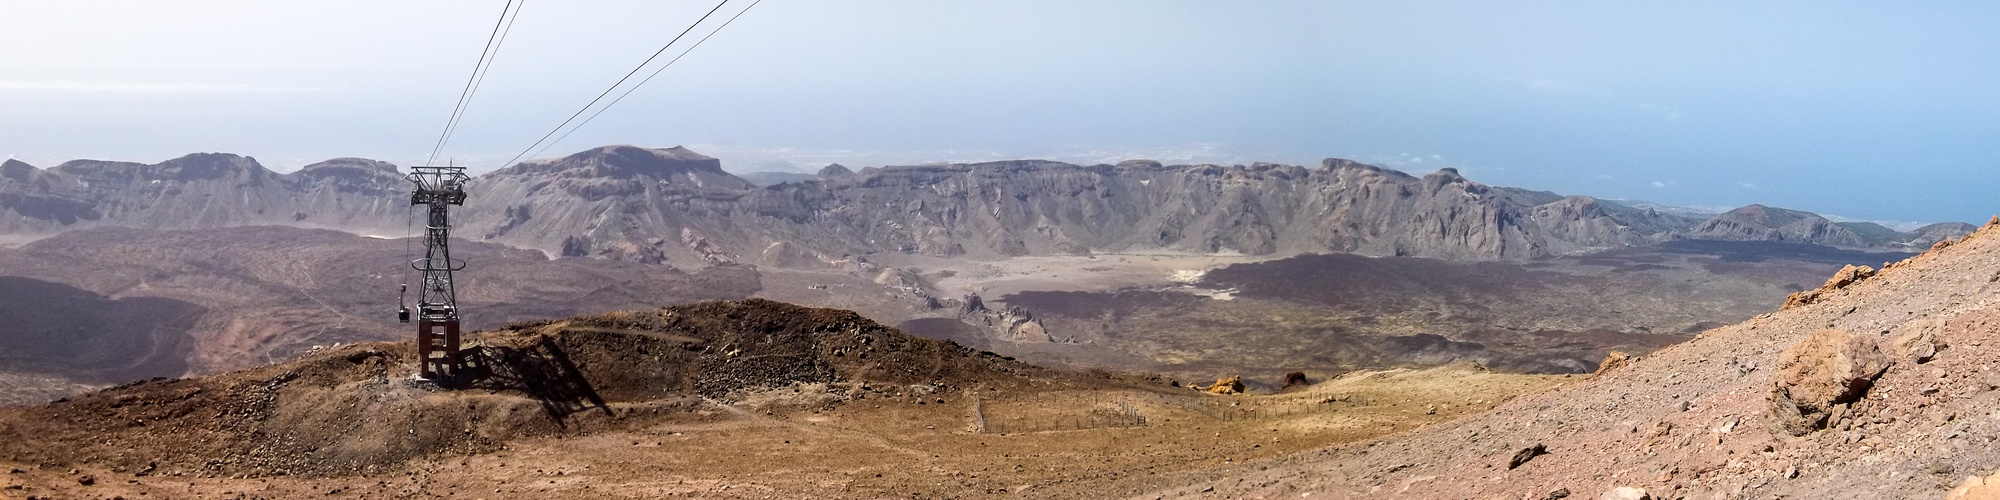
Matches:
[1,1,1995,224]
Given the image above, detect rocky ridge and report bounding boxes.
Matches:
[0,154,405,236]
[0,146,1970,266]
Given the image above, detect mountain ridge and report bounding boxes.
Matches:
[0,146,1970,266]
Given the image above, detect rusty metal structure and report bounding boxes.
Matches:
[404,164,470,378]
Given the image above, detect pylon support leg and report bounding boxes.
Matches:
[418,319,462,378]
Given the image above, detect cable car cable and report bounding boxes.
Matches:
[530,0,761,160]
[431,0,525,168]
[498,0,731,169]
[424,0,523,168]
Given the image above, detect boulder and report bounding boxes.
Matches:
[1890,318,1948,364]
[1208,376,1240,394]
[1781,265,1874,310]
[1507,444,1548,469]
[1598,487,1651,500]
[1281,371,1310,389]
[1768,329,1891,436]
[1593,351,1632,377]
[1948,469,2000,500]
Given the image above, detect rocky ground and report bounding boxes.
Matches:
[882,241,1903,384]
[0,301,1564,499]
[0,226,1977,498]
[1142,218,2000,499]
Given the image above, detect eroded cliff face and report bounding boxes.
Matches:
[722,160,1690,262]
[456,145,762,264]
[0,146,1969,265]
[0,159,98,230]
[0,154,406,236]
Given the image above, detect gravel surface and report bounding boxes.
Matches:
[1149,218,2000,500]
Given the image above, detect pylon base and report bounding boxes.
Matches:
[417,319,462,378]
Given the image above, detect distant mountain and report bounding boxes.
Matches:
[1905,221,1980,246]
[817,163,855,177]
[1602,199,1725,219]
[739,171,818,187]
[0,146,1974,266]
[1671,204,1959,250]
[725,161,1690,261]
[0,153,403,236]
[1835,221,1903,246]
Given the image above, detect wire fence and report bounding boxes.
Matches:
[1184,396,1370,422]
[979,401,1147,434]
[972,393,1374,433]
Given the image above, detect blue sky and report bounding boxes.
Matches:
[0,1,1995,224]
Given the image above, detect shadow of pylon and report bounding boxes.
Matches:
[448,337,614,426]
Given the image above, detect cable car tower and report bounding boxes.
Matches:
[403,165,471,379]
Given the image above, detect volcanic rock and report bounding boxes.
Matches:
[1768,329,1890,436]
[952,293,1057,343]
[1592,352,1632,377]
[1948,469,2000,500]
[1205,375,1244,395]
[1889,318,1947,364]
[1781,264,1874,310]
[1597,487,1651,500]
[1507,444,1548,469]
[1282,371,1309,389]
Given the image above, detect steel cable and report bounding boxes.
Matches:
[423,0,524,168]
[530,0,762,161]
[497,0,732,169]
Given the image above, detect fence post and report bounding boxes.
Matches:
[973,394,988,433]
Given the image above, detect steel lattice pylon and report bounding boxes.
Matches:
[407,165,470,378]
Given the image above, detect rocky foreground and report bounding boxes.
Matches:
[0,300,1567,499]
[1156,218,2000,499]
[0,299,1039,478]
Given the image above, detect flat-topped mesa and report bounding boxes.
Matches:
[1318,157,1419,179]
[494,145,752,189]
[291,158,405,193]
[298,157,399,175]
[54,153,277,185]
[1115,159,1164,170]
